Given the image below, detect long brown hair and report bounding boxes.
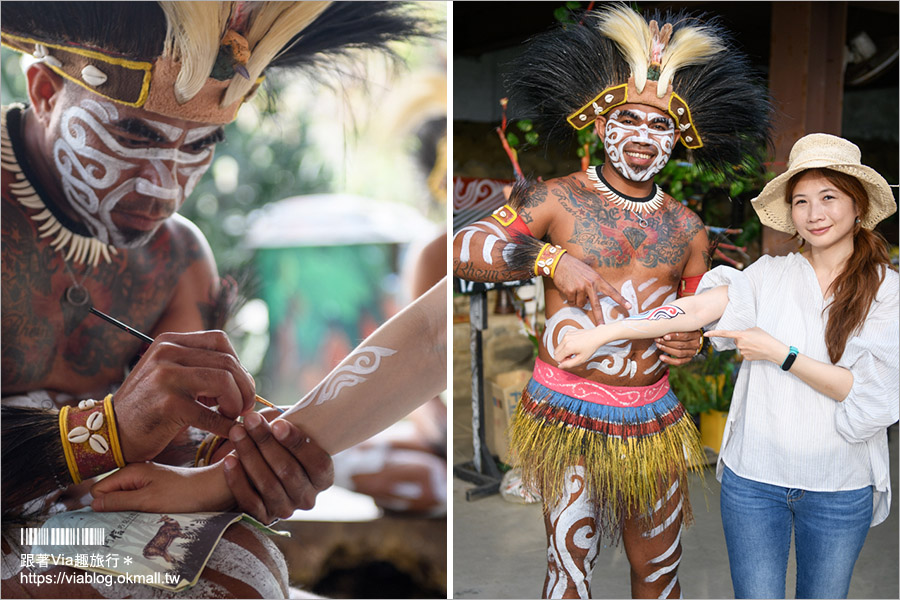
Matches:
[786,168,893,363]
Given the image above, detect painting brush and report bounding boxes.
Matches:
[88,306,285,413]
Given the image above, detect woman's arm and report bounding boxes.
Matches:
[554,286,730,369]
[92,277,449,514]
[703,328,854,402]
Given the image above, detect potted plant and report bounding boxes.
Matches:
[669,349,740,454]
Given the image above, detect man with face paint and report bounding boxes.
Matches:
[0,2,427,597]
[453,5,771,599]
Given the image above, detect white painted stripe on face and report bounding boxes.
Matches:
[142,118,185,143]
[183,125,221,145]
[135,178,180,200]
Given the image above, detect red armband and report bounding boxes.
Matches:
[490,204,533,238]
[678,273,705,297]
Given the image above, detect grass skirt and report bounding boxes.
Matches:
[508,364,705,540]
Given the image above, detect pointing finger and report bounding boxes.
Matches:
[704,330,737,339]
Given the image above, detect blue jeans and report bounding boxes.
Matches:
[720,465,872,599]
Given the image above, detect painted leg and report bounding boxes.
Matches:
[542,466,600,599]
[623,479,684,599]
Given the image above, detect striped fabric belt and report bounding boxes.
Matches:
[532,358,670,407]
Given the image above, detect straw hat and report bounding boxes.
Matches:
[751,133,897,234]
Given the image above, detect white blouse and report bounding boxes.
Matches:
[698,253,899,526]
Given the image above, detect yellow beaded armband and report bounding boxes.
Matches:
[534,243,567,278]
[59,394,125,485]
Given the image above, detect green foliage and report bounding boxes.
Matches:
[669,349,740,414]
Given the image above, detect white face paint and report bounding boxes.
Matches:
[604,108,676,183]
[51,99,216,247]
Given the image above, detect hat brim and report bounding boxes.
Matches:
[751,162,898,234]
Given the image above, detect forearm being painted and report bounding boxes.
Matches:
[277,277,448,454]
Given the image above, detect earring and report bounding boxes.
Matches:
[855,217,861,224]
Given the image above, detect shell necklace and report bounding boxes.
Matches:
[587,165,664,227]
[1,105,116,267]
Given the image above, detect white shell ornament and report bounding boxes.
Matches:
[78,399,97,410]
[33,44,48,59]
[44,55,63,68]
[89,434,110,453]
[81,65,108,87]
[677,107,685,116]
[579,115,587,121]
[685,136,693,143]
[549,246,557,253]
[86,412,105,431]
[542,267,551,275]
[604,94,614,103]
[68,426,90,444]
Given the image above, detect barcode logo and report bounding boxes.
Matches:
[21,527,106,546]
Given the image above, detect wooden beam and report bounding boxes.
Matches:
[763,1,848,256]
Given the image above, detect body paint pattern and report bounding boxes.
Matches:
[52,100,213,247]
[626,305,685,321]
[299,346,397,409]
[603,108,675,182]
[633,480,684,599]
[543,466,599,600]
[452,221,517,282]
[546,280,674,378]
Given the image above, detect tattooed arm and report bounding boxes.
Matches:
[91,277,448,514]
[452,179,551,283]
[656,214,710,365]
[555,286,730,369]
[453,178,630,319]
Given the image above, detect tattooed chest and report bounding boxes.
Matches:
[1,264,172,394]
[563,203,697,270]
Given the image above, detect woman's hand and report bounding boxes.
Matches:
[704,327,788,364]
[90,462,232,514]
[554,328,606,369]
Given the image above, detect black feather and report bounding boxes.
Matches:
[505,4,773,178]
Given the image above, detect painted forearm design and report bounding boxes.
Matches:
[298,346,398,409]
[625,305,685,321]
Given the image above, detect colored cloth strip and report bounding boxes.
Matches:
[508,366,705,541]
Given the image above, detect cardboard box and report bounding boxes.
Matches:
[486,370,532,464]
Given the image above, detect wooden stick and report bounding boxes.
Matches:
[88,307,284,413]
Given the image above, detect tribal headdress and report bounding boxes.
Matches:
[1,1,425,124]
[506,3,772,173]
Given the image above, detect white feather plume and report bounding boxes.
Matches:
[657,25,724,97]
[596,5,652,93]
[160,1,232,104]
[221,1,331,107]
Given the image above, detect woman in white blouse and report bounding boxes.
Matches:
[554,133,898,599]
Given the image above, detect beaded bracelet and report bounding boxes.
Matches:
[534,243,567,278]
[59,394,125,485]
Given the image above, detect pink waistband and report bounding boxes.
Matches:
[533,358,670,407]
